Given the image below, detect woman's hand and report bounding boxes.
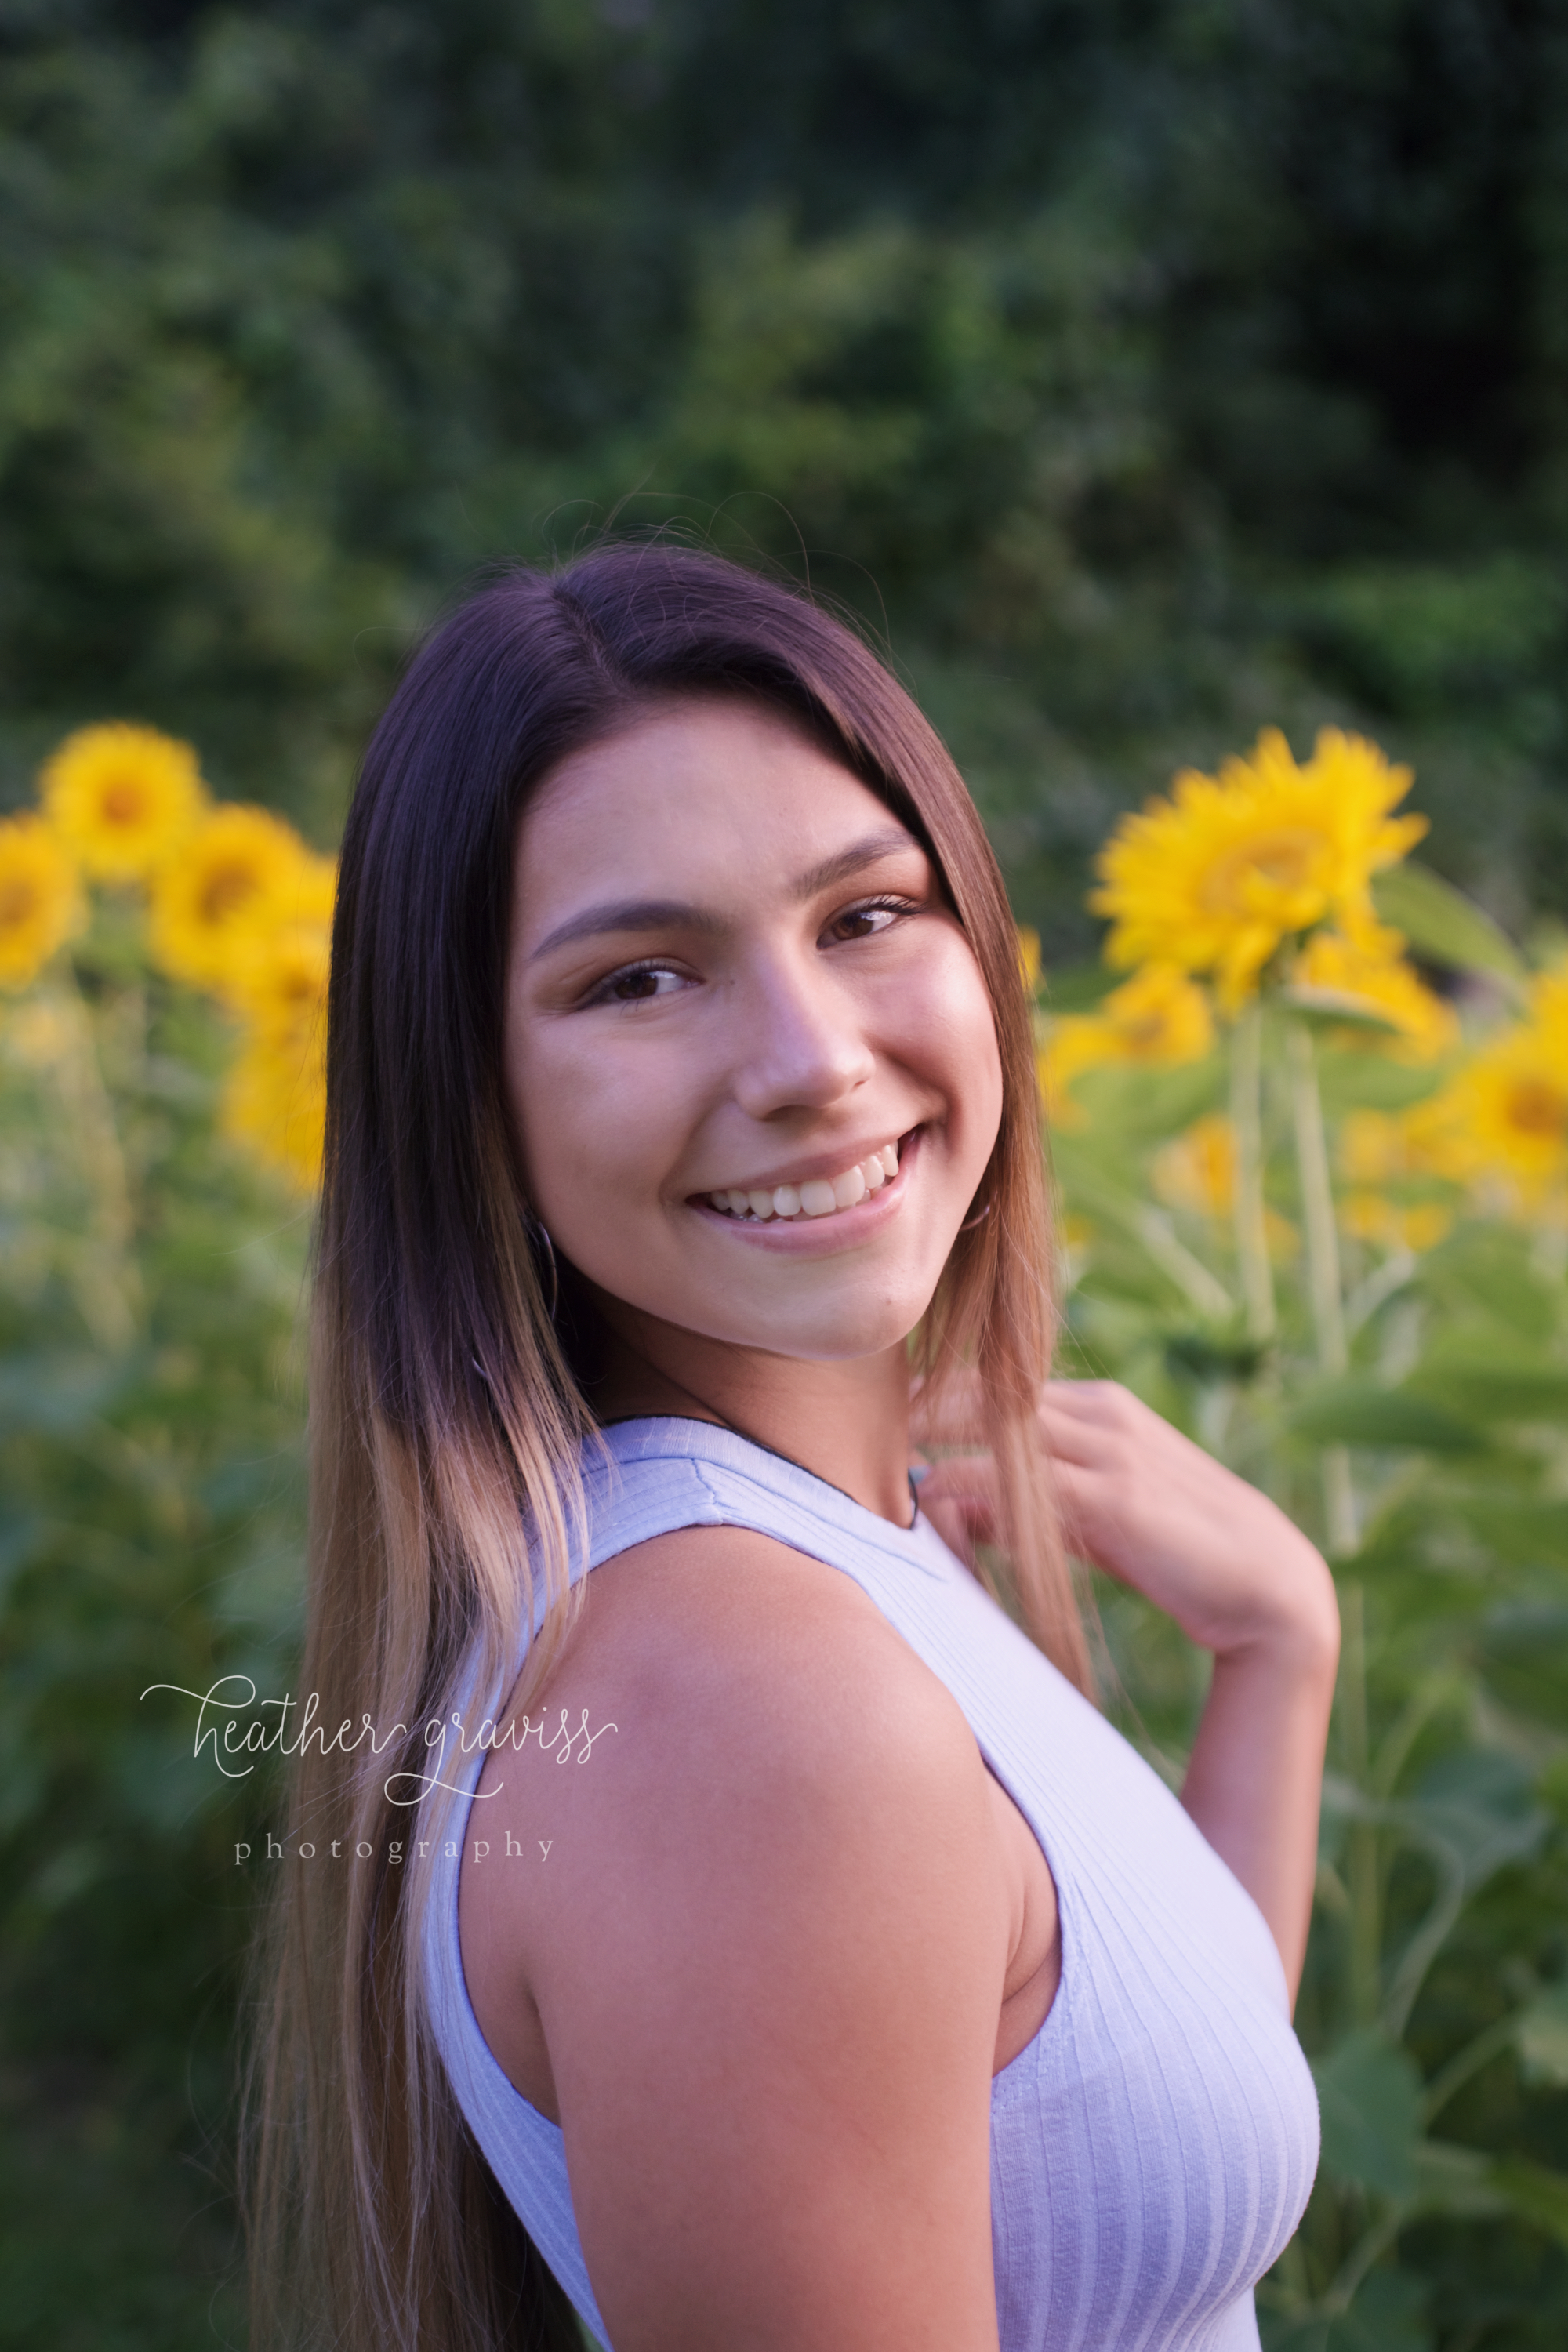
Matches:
[914,1375,1338,1669]
[912,1374,1339,2004]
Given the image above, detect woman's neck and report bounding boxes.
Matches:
[586,1298,915,1529]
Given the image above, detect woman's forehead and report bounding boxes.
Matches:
[515,699,920,921]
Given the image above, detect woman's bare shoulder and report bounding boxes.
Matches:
[460,1522,1011,2349]
[466,1521,993,1943]
[557,1517,962,1735]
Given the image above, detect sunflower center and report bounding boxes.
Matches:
[101,780,148,826]
[0,877,40,927]
[1199,828,1323,914]
[1504,1079,1568,1140]
[199,862,262,924]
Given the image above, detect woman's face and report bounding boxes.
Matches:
[503,697,1004,1367]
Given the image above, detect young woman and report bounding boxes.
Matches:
[246,544,1338,2352]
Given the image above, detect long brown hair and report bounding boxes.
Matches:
[242,541,1087,2352]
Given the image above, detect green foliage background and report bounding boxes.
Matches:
[3,3,1568,2347]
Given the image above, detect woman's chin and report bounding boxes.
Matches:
[677,1279,941,1368]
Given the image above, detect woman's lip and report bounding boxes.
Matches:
[689,1128,920,1243]
[688,1128,916,1207]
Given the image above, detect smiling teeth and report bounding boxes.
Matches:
[710,1142,900,1221]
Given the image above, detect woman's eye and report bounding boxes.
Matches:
[597,964,688,1004]
[826,898,913,944]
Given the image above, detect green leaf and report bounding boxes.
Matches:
[1313,2027,1424,2199]
[1278,984,1404,1035]
[1478,1601,1568,1726]
[1063,1052,1227,1143]
[1410,1355,1568,1425]
[1463,1500,1568,1568]
[1516,1988,1568,2088]
[1287,1379,1484,1454]
[1316,1052,1444,1113]
[1372,863,1528,996]
[1414,2138,1509,2219]
[1164,1330,1269,1385]
[1419,1225,1556,1340]
[1410,2139,1568,2254]
[1326,2267,1432,2352]
[1488,2156,1568,2249]
[1405,1750,1549,1890]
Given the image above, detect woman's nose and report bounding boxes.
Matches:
[727,953,877,1120]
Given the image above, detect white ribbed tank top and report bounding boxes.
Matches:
[423,1417,1320,2350]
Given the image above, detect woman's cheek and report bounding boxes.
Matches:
[524,1040,683,1223]
[898,952,1001,1123]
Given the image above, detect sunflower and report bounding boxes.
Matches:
[1090,727,1428,1013]
[1340,1192,1454,1253]
[220,908,332,1191]
[1036,964,1213,1127]
[1152,1114,1237,1218]
[1036,1017,1116,1128]
[150,805,315,993]
[223,1028,326,1193]
[227,917,332,1052]
[1444,992,1568,1213]
[1337,1108,1456,1251]
[39,722,209,883]
[1149,1109,1299,1256]
[1399,967,1568,1218]
[1097,963,1214,1062]
[2,996,73,1069]
[0,815,84,989]
[274,850,337,935]
[1291,921,1458,1062]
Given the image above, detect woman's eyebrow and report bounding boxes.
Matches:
[790,826,918,901]
[528,826,919,962]
[529,897,721,960]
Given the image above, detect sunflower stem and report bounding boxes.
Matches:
[1287,1015,1358,1555]
[1229,997,1276,1343]
[52,969,142,1352]
[1338,1578,1381,2027]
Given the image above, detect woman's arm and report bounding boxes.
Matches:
[462,1526,1017,2352]
[916,1381,1340,2007]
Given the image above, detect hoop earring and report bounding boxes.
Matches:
[526,1214,560,1323]
[958,1198,993,1234]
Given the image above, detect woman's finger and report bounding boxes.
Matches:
[1046,1457,1127,1573]
[1035,1399,1123,1472]
[916,1454,998,1512]
[909,1367,986,1448]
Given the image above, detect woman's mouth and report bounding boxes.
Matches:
[702,1137,902,1224]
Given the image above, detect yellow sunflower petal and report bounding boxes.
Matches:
[1090,725,1428,1006]
[1036,1015,1121,1127]
[222,1024,326,1192]
[40,722,209,882]
[0,815,85,989]
[1292,924,1457,1062]
[227,917,332,1053]
[1152,1113,1236,1218]
[1408,963,1568,1216]
[150,805,315,994]
[1097,963,1215,1064]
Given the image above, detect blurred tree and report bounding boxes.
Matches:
[3,0,1568,952]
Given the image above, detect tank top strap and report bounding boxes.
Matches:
[575,1414,956,1590]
